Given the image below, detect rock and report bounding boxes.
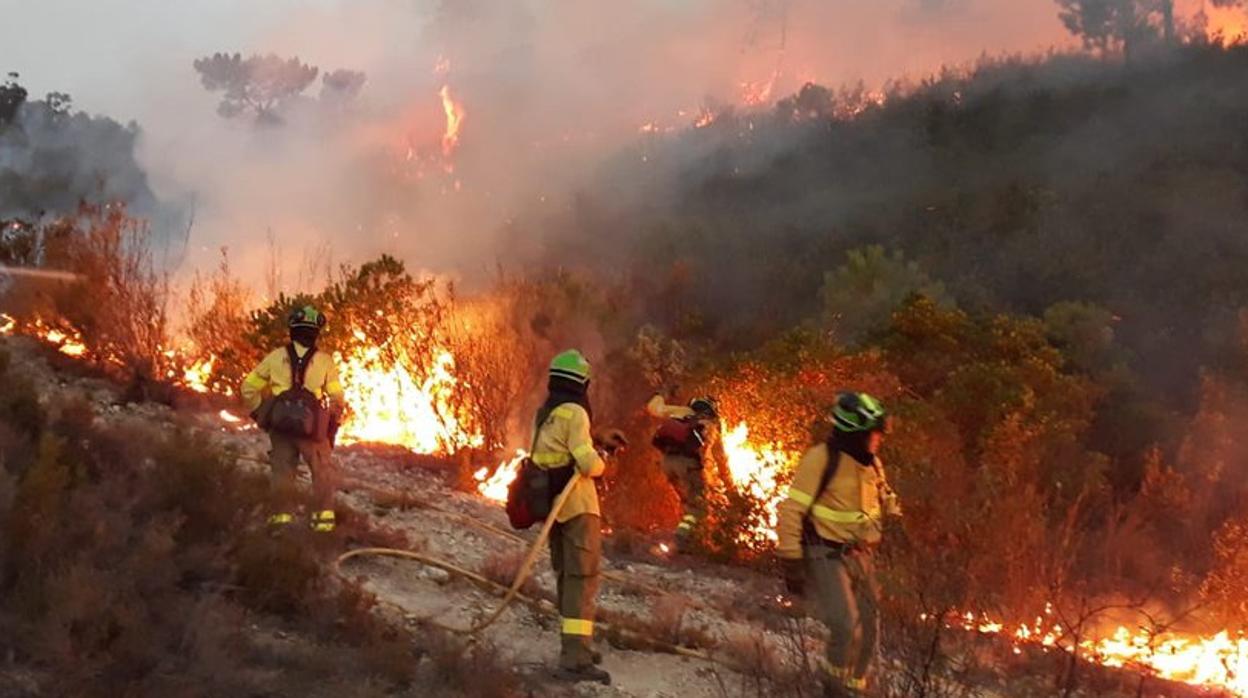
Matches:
[421,566,452,584]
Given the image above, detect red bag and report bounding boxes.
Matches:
[506,458,550,530]
[651,417,702,456]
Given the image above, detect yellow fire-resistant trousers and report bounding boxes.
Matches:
[806,545,880,690]
[661,454,706,549]
[549,513,602,668]
[268,431,338,511]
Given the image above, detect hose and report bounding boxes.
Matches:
[337,474,701,606]
[335,543,725,667]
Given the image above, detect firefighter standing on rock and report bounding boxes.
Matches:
[775,392,902,697]
[241,305,345,533]
[647,393,726,552]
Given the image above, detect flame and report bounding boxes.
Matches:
[1204,3,1248,44]
[34,321,87,357]
[950,605,1247,695]
[720,421,797,542]
[0,313,14,335]
[218,409,242,424]
[439,84,465,160]
[335,334,482,454]
[474,449,526,503]
[183,356,215,394]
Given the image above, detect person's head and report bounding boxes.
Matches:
[548,349,591,395]
[832,391,889,455]
[287,305,326,347]
[689,396,719,420]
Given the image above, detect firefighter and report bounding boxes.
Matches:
[241,305,345,533]
[532,349,612,685]
[775,392,902,697]
[646,393,726,552]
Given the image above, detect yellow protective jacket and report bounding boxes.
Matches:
[775,444,901,560]
[645,395,727,464]
[240,342,345,413]
[531,403,606,523]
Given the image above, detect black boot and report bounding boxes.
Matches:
[553,664,611,685]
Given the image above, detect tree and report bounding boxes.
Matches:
[192,53,319,125]
[0,72,28,125]
[1054,0,1174,55]
[819,245,951,345]
[319,69,367,109]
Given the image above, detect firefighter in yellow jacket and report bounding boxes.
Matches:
[775,392,901,697]
[532,349,613,685]
[240,305,345,532]
[646,394,726,552]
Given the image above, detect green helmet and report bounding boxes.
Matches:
[288,305,326,330]
[833,392,887,433]
[549,349,591,384]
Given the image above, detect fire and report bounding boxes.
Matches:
[1203,3,1248,44]
[439,84,465,160]
[947,605,1247,695]
[720,421,797,542]
[474,449,526,503]
[335,333,482,454]
[31,319,87,357]
[0,313,14,335]
[182,356,216,394]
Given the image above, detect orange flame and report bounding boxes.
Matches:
[475,449,526,503]
[335,332,482,454]
[439,84,465,160]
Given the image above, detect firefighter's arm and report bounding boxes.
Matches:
[707,422,728,471]
[324,358,346,413]
[646,394,693,419]
[775,447,825,560]
[878,461,903,517]
[566,406,606,478]
[240,351,275,412]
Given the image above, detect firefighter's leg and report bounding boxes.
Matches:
[806,546,861,690]
[847,552,881,687]
[267,432,299,526]
[557,514,602,669]
[668,455,702,550]
[298,437,338,531]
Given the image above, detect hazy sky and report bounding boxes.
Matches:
[0,0,1069,122]
[0,0,1073,279]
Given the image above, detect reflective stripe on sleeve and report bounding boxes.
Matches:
[571,443,596,461]
[552,405,575,419]
[561,618,594,636]
[242,373,267,389]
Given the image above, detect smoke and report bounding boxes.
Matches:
[0,0,1072,289]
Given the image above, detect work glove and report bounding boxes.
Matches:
[595,428,629,456]
[780,557,806,597]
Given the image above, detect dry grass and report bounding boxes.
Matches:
[478,549,543,599]
[0,346,525,696]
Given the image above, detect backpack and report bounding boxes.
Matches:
[506,405,577,530]
[268,345,324,439]
[651,416,703,457]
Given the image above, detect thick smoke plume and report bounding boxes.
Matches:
[2,0,1072,289]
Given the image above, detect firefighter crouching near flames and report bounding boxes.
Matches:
[241,305,346,532]
[775,392,902,697]
[533,350,625,685]
[646,393,726,552]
